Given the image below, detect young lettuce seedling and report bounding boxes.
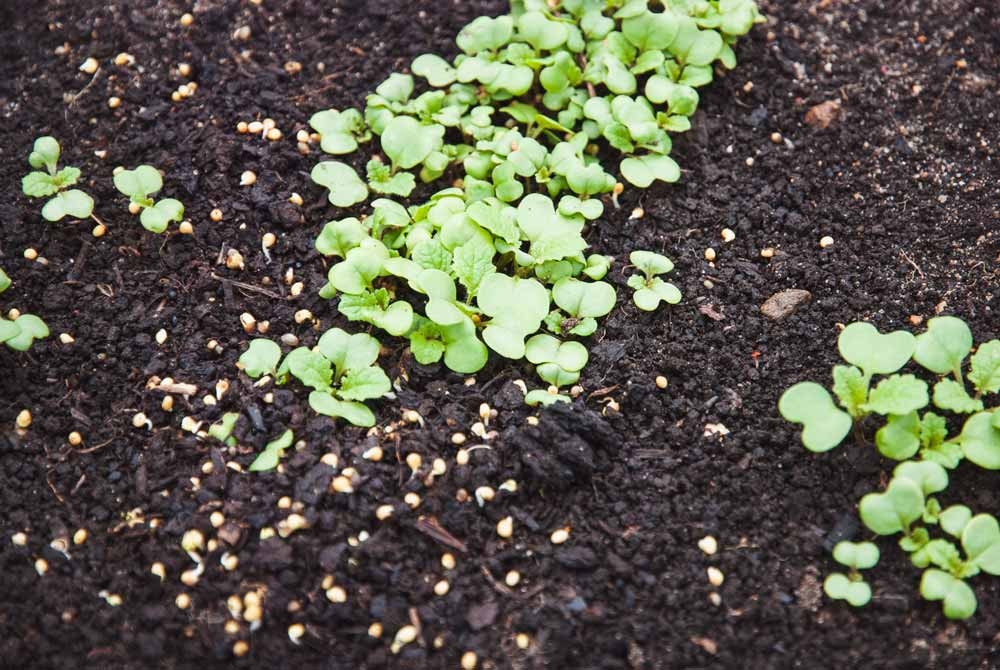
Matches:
[627,251,682,311]
[824,541,879,607]
[113,165,185,233]
[21,136,95,222]
[0,268,50,352]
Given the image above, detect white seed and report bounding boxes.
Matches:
[35,558,48,575]
[722,228,736,243]
[403,409,422,424]
[745,157,755,166]
[108,97,121,109]
[15,410,32,429]
[233,25,251,41]
[266,128,283,141]
[362,446,383,462]
[550,527,570,545]
[115,53,134,66]
[179,12,194,26]
[516,633,530,649]
[80,57,99,74]
[629,207,644,220]
[240,312,256,333]
[461,651,478,670]
[770,132,783,144]
[391,625,418,654]
[288,623,305,644]
[431,458,447,476]
[181,529,205,553]
[181,567,201,587]
[247,121,264,134]
[73,528,88,545]
[707,566,725,586]
[704,248,716,262]
[24,248,38,260]
[226,249,245,270]
[68,431,83,446]
[326,586,347,603]
[819,235,835,248]
[451,432,466,445]
[434,579,450,596]
[406,453,422,472]
[161,395,174,412]
[294,309,313,324]
[455,449,469,466]
[332,476,353,494]
[760,247,775,259]
[92,223,106,237]
[132,412,150,429]
[59,333,76,344]
[11,532,27,546]
[698,535,718,556]
[375,505,394,521]
[240,171,257,186]
[262,232,276,249]
[155,328,168,345]
[7,309,19,320]
[505,570,521,587]
[128,201,142,215]
[320,453,339,467]
[655,376,668,389]
[404,493,421,509]
[151,562,166,580]
[475,486,495,507]
[368,622,383,638]
[499,479,517,494]
[496,516,513,539]
[178,62,192,77]
[288,192,303,206]
[209,511,225,528]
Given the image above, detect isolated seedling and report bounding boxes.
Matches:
[627,250,682,311]
[21,136,95,221]
[525,334,588,387]
[250,429,294,472]
[113,165,185,233]
[0,270,49,352]
[824,541,879,607]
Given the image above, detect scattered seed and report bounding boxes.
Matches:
[461,651,478,670]
[247,120,264,134]
[288,623,305,645]
[80,57,99,74]
[550,527,570,545]
[233,25,251,41]
[496,516,514,539]
[11,532,27,546]
[770,132,783,144]
[16,409,32,429]
[326,586,347,603]
[505,570,521,587]
[151,562,167,581]
[721,228,736,242]
[516,633,531,650]
[68,431,83,446]
[431,458,447,476]
[707,566,725,586]
[35,558,49,576]
[441,553,456,570]
[232,641,249,658]
[73,528,88,545]
[819,235,835,248]
[709,592,722,606]
[175,592,191,610]
[294,309,313,324]
[24,248,38,261]
[179,12,194,27]
[178,62,192,77]
[288,192,303,206]
[368,622,383,638]
[92,223,107,237]
[434,579,450,596]
[266,128,283,141]
[704,248,716,262]
[391,625,418,654]
[240,171,257,186]
[375,505,394,521]
[240,312,256,333]
[108,96,122,109]
[760,247,775,258]
[629,207,644,220]
[698,535,718,556]
[451,432,466,445]
[745,157,754,167]
[128,202,142,215]
[332,475,353,494]
[655,376,668,390]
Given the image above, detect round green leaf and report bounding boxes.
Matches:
[4,314,48,351]
[823,573,872,607]
[140,198,184,233]
[552,278,616,319]
[832,541,880,570]
[239,339,282,378]
[29,136,60,170]
[914,316,973,376]
[892,460,948,496]
[381,117,444,170]
[960,411,1000,469]
[875,411,920,460]
[412,53,457,87]
[920,569,977,620]
[622,11,679,51]
[858,477,924,536]
[778,382,852,452]
[961,514,1000,575]
[630,251,674,276]
[620,155,681,188]
[311,161,369,208]
[318,328,380,376]
[309,391,375,427]
[316,218,368,258]
[837,322,915,377]
[113,165,162,200]
[41,190,94,222]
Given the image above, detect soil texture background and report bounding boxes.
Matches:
[1,0,999,668]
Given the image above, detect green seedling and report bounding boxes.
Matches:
[310,108,371,154]
[21,136,95,221]
[525,334,588,387]
[113,165,185,233]
[209,413,239,447]
[824,541,879,607]
[250,429,294,472]
[525,388,571,407]
[547,277,616,336]
[627,250,681,311]
[0,268,47,352]
[476,273,550,359]
[311,161,369,207]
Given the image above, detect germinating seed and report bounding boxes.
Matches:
[288,192,303,206]
[496,516,513,538]
[35,558,49,576]
[179,12,194,26]
[722,228,736,242]
[362,446,382,462]
[404,493,421,509]
[375,505,393,521]
[80,57,99,74]
[262,233,276,248]
[707,566,725,586]
[151,562,166,580]
[16,409,32,429]
[391,625,418,653]
[290,282,304,297]
[819,235,835,248]
[406,453,422,471]
[240,171,256,186]
[288,623,305,644]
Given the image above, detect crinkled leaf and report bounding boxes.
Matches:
[317,328,380,378]
[969,340,1000,394]
[933,378,983,414]
[338,366,391,402]
[22,172,59,198]
[863,374,928,416]
[467,198,520,244]
[287,349,333,392]
[452,236,496,299]
[832,365,869,416]
[411,238,452,271]
[778,382,853,453]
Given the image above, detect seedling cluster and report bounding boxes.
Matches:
[781,316,1000,618]
[21,137,94,222]
[301,0,760,399]
[0,268,48,351]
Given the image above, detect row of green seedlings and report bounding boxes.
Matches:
[15,137,192,351]
[781,316,1000,619]
[229,0,762,422]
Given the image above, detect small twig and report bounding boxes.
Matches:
[68,66,102,107]
[899,249,925,279]
[210,273,285,300]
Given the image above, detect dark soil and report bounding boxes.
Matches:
[2,0,999,668]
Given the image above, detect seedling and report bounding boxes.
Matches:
[113,165,185,233]
[525,334,588,387]
[627,251,682,311]
[250,429,294,472]
[824,541,879,607]
[21,136,94,221]
[782,316,1000,619]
